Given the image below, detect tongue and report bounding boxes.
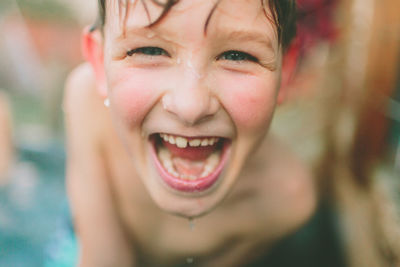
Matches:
[172,157,205,177]
[162,140,217,161]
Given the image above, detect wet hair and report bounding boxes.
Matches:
[95,0,297,49]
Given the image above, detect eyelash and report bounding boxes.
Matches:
[126,47,258,63]
[127,46,169,57]
[216,50,259,63]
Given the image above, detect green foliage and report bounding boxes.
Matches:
[0,0,13,13]
[1,0,76,23]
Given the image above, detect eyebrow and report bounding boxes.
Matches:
[221,30,276,51]
[114,27,177,46]
[116,27,275,49]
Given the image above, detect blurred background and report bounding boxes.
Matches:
[0,1,95,266]
[0,0,399,266]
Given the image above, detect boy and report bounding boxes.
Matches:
[64,0,316,266]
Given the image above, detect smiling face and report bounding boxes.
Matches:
[89,0,284,218]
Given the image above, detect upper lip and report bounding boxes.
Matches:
[148,131,232,140]
[158,133,224,139]
[143,109,234,140]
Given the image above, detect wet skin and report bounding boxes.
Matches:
[98,0,282,217]
[67,0,316,266]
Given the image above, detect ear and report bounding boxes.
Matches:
[81,26,107,97]
[277,39,300,105]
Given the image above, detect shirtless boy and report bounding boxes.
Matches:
[64,0,316,266]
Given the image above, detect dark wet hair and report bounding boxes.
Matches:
[95,0,297,49]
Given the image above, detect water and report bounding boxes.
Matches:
[104,98,110,107]
[186,59,202,79]
[185,218,195,264]
[0,144,67,267]
[162,94,172,111]
[188,218,195,231]
[146,31,155,39]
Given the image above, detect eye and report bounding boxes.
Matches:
[127,46,169,57]
[217,50,258,62]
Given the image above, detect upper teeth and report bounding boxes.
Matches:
[160,133,219,148]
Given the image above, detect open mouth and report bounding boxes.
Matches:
[150,133,231,193]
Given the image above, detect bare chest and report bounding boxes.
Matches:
[104,143,275,266]
[103,134,315,266]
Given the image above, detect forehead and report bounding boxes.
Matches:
[104,0,277,44]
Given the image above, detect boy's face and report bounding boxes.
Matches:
[95,0,283,217]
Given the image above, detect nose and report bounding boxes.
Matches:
[162,74,219,126]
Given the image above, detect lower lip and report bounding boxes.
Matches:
[150,138,230,193]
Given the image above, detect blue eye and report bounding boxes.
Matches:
[127,47,169,56]
[218,50,258,62]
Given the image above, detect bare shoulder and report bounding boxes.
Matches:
[64,63,108,135]
[260,135,317,232]
[64,63,99,106]
[64,63,134,266]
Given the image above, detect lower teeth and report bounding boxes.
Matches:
[157,147,221,180]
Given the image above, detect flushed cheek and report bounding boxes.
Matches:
[107,69,160,127]
[219,75,278,131]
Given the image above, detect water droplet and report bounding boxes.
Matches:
[146,31,155,38]
[186,60,202,79]
[104,98,110,107]
[186,257,194,264]
[162,94,172,110]
[188,218,195,231]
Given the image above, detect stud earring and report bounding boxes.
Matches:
[104,98,110,107]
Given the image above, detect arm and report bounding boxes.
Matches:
[0,92,13,181]
[64,63,135,267]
